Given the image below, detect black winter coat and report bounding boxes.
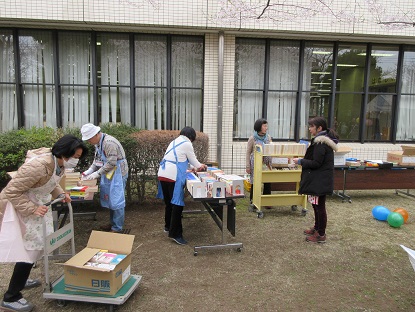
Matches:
[298,133,338,196]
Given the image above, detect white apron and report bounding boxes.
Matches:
[0,154,62,263]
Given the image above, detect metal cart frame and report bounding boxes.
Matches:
[42,200,141,312]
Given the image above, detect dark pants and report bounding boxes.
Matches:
[312,195,327,236]
[160,180,184,239]
[249,183,271,202]
[3,262,33,302]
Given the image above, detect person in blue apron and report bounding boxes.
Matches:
[0,135,88,312]
[81,124,128,233]
[157,127,207,245]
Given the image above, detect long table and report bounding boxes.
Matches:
[189,194,244,256]
[333,166,415,202]
[270,166,415,202]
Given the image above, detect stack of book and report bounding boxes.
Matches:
[64,170,81,189]
[68,186,90,199]
[84,249,127,270]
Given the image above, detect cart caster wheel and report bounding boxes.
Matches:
[57,300,66,307]
[237,248,242,252]
[257,211,264,219]
[194,251,198,256]
[301,209,307,216]
[291,205,298,212]
[108,304,115,312]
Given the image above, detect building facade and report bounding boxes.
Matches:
[1,0,415,173]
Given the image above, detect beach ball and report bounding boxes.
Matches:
[387,212,404,228]
[393,208,409,223]
[372,205,391,221]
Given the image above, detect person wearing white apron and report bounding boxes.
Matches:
[80,124,128,233]
[157,127,207,245]
[0,135,88,312]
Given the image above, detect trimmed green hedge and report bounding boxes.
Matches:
[0,125,209,204]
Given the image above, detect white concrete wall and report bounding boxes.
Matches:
[1,1,415,41]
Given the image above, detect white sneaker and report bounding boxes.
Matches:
[1,298,34,312]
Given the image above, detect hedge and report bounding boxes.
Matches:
[0,126,209,204]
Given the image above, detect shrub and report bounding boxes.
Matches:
[0,126,209,204]
[130,130,209,202]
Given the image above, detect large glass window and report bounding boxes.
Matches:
[19,30,56,128]
[268,41,300,139]
[97,33,131,124]
[234,39,265,138]
[0,31,17,131]
[365,45,398,141]
[135,35,203,131]
[59,32,93,128]
[334,44,367,140]
[171,36,203,131]
[300,42,333,139]
[135,35,167,130]
[396,47,415,141]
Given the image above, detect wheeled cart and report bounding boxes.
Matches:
[42,200,142,312]
[251,144,308,218]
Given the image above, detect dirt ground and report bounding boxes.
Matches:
[2,189,415,311]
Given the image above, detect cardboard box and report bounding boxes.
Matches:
[219,174,244,196]
[64,231,134,295]
[186,172,207,198]
[334,147,352,166]
[387,151,415,166]
[206,180,226,198]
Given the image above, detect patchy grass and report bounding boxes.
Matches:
[1,190,415,311]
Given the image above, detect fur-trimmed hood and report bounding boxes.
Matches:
[312,134,338,152]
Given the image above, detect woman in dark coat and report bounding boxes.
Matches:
[293,116,339,243]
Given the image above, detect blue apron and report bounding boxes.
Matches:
[157,139,188,206]
[97,135,126,210]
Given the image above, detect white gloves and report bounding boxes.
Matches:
[82,168,94,176]
[83,171,100,180]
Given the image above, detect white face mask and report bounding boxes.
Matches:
[63,157,79,169]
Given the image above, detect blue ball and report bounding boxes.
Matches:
[372,206,391,221]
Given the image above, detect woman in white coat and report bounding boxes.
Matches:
[0,135,88,312]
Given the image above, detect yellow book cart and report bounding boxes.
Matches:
[250,144,308,218]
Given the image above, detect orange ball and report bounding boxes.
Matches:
[393,208,409,223]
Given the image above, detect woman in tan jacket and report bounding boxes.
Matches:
[0,134,88,312]
[246,118,273,206]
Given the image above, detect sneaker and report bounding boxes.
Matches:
[99,224,112,232]
[109,229,122,233]
[304,227,316,236]
[306,233,326,243]
[163,227,169,233]
[171,236,188,245]
[1,298,34,312]
[24,279,41,289]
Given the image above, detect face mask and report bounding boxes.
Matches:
[63,157,79,169]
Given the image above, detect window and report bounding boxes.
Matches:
[19,30,56,128]
[301,42,333,139]
[365,45,398,141]
[0,30,204,131]
[59,32,93,128]
[234,39,265,138]
[135,35,204,131]
[397,47,415,141]
[97,33,131,125]
[0,31,17,131]
[334,44,367,141]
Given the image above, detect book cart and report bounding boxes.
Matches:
[42,198,142,312]
[250,144,307,218]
